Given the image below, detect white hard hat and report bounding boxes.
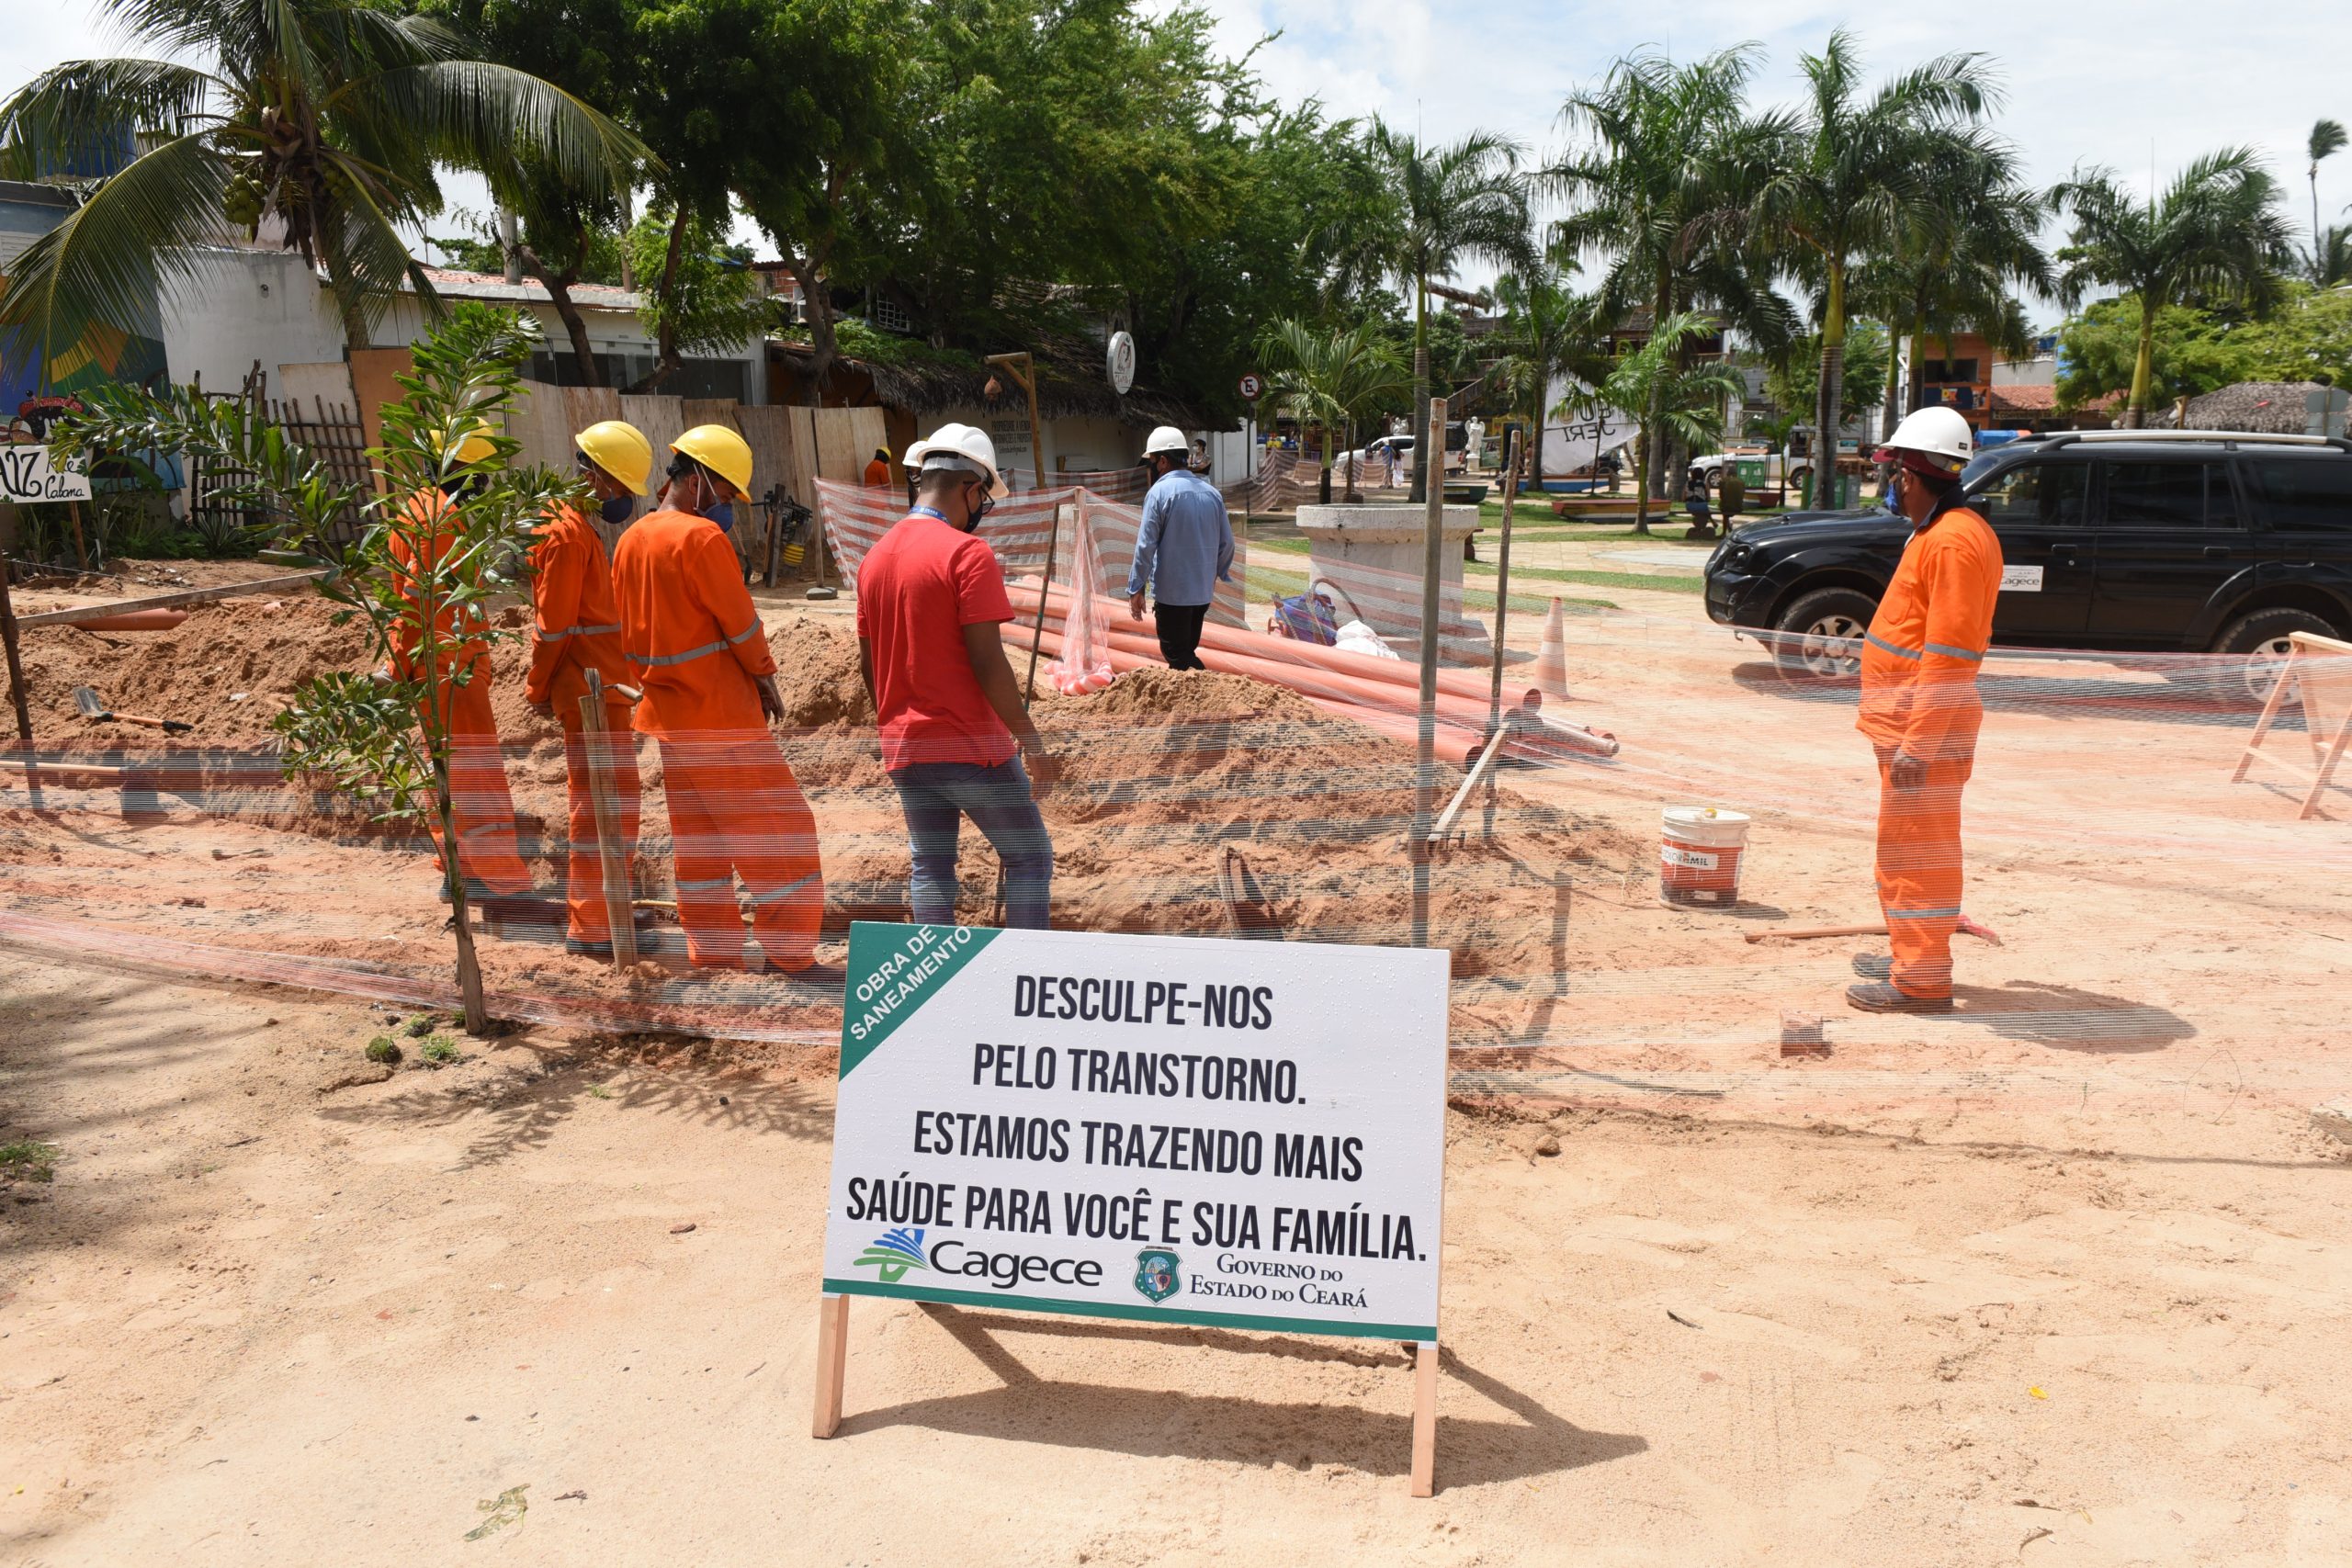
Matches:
[1875,405,1973,472]
[904,423,1007,498]
[1143,424,1189,457]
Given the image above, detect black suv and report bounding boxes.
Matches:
[1703,431,2352,697]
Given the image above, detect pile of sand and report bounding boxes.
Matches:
[7,601,1633,1038]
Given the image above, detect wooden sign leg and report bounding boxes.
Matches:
[812,1292,850,1438]
[2233,644,2300,783]
[1409,1339,1438,1497]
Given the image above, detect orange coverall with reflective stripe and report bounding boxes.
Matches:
[1856,500,2004,999]
[390,488,530,896]
[529,502,640,942]
[612,507,824,970]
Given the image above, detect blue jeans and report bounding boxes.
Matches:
[889,756,1054,930]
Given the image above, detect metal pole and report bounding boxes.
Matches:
[0,552,40,801]
[1487,427,1521,732]
[1023,493,1066,707]
[1022,354,1047,489]
[1484,429,1521,841]
[1410,394,1447,949]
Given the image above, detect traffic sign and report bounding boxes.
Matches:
[1238,372,1262,400]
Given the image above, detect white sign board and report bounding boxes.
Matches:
[822,922,1449,1342]
[0,446,93,503]
[2000,564,2044,593]
[1106,331,1136,395]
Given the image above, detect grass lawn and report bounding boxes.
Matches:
[1245,561,1614,617]
[1467,561,1704,595]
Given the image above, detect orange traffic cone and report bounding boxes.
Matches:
[1535,596,1567,697]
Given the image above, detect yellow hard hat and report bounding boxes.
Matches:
[576,420,652,496]
[448,419,500,466]
[671,423,753,499]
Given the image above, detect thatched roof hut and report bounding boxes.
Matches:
[767,328,1208,430]
[2177,380,2324,434]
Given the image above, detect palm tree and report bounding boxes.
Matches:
[2305,224,2352,290]
[1334,122,1531,502]
[1488,263,1611,491]
[2308,118,2347,282]
[1852,157,2048,451]
[2052,149,2294,428]
[1589,310,1744,535]
[1549,46,1786,505]
[0,0,645,358]
[1257,318,1408,504]
[1742,31,2002,504]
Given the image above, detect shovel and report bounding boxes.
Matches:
[74,685,194,734]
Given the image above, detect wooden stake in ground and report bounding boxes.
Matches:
[1410,395,1449,950]
[578,670,638,969]
[1411,1340,1440,1497]
[812,1292,850,1438]
[0,553,39,801]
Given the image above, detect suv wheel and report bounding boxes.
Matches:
[2215,607,2338,705]
[1771,587,1878,682]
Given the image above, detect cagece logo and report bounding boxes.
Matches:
[851,1227,932,1284]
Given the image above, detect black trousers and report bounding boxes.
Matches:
[1155,602,1210,670]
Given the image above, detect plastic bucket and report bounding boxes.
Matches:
[1660,806,1749,908]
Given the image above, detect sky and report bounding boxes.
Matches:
[6,0,2349,327]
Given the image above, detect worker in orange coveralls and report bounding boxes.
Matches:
[863,446,893,488]
[613,424,832,979]
[390,422,540,920]
[1848,405,2003,1014]
[526,420,650,957]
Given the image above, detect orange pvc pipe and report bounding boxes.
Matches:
[62,609,188,632]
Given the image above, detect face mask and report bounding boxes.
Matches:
[707,502,735,534]
[600,494,634,525]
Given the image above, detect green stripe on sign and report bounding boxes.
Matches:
[822,1277,1435,1342]
[838,920,1001,1077]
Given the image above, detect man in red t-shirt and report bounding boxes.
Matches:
[855,423,1060,929]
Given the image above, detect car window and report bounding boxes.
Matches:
[1970,461,2088,526]
[2100,460,2227,528]
[2245,457,2352,531]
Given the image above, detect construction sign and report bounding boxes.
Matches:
[820,921,1449,1341]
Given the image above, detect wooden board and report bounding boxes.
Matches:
[681,399,743,434]
[736,405,805,503]
[276,361,355,413]
[502,379,576,477]
[620,395,685,488]
[346,347,416,488]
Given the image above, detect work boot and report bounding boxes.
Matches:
[1851,952,1892,981]
[1845,981,1951,1015]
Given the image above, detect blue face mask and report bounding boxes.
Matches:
[707,502,735,534]
[600,494,634,525]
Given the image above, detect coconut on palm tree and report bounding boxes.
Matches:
[1334,122,1531,503]
[1257,318,1408,503]
[1742,30,2002,505]
[0,0,646,357]
[1589,310,1745,536]
[2052,148,2294,428]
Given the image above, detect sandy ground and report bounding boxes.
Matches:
[5,538,2352,1561]
[5,952,2350,1565]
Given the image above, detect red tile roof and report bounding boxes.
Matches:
[1987,383,2119,413]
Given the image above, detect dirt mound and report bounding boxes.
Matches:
[1039,666,1320,726]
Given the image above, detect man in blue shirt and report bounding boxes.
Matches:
[1126,424,1235,671]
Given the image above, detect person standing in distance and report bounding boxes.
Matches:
[856,424,1059,930]
[1125,425,1233,671]
[1848,405,2001,1014]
